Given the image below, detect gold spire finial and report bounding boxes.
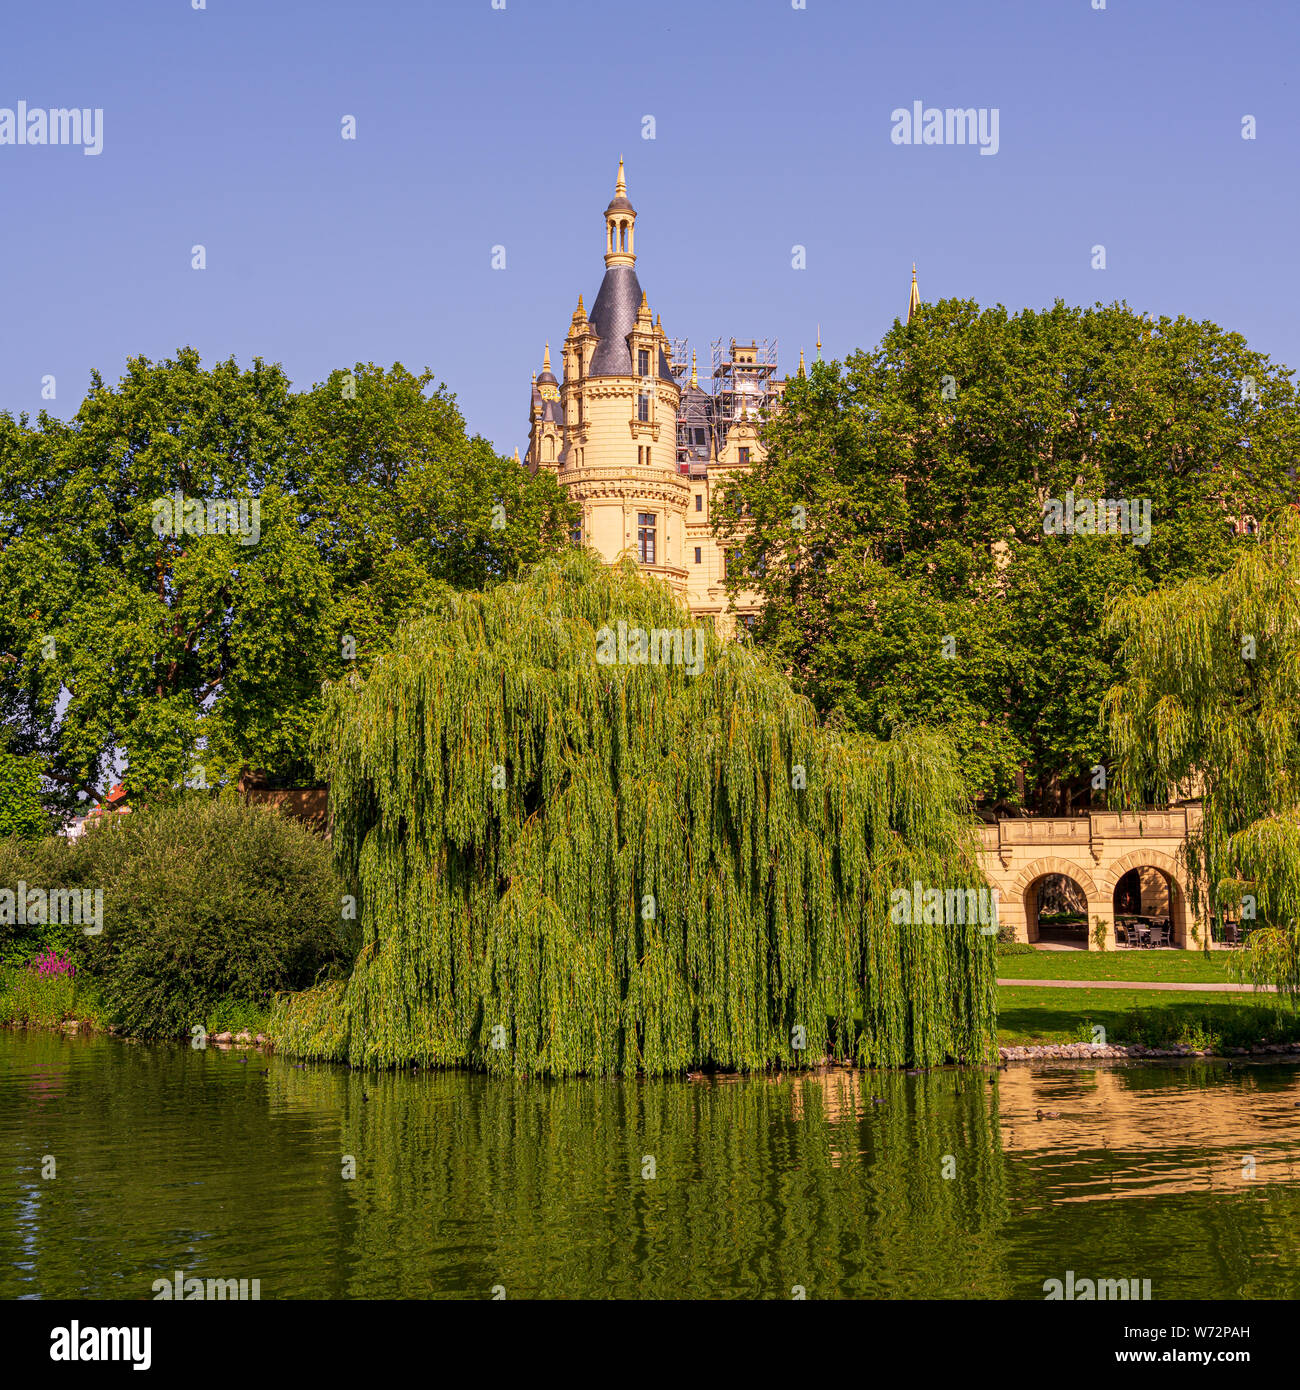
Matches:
[543,342,551,371]
[513,446,520,463]
[815,324,822,360]
[616,155,626,196]
[798,347,806,378]
[690,349,698,389]
[908,264,921,323]
[577,293,585,313]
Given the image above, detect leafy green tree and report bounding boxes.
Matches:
[0,350,576,805]
[1103,510,1300,979]
[718,300,1300,808]
[0,750,48,839]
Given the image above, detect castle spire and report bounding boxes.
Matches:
[690,349,698,389]
[798,347,806,378]
[815,324,822,360]
[603,157,637,268]
[543,342,551,373]
[908,264,921,322]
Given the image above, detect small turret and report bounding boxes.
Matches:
[603,156,636,268]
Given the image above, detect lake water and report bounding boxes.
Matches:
[4,1028,1300,1300]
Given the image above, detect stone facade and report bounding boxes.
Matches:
[979,806,1209,950]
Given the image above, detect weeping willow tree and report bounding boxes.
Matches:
[272,550,996,1075]
[1102,510,1300,989]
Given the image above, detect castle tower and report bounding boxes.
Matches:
[521,163,774,633]
[528,344,564,467]
[528,160,685,588]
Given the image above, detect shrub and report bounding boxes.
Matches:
[0,835,93,966]
[3,798,353,1038]
[76,798,353,1037]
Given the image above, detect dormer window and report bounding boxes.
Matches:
[638,348,650,377]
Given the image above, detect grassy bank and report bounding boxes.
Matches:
[997,984,1300,1050]
[0,963,273,1039]
[995,950,1231,985]
[0,964,106,1030]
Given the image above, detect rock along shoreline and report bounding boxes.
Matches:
[998,1041,1300,1062]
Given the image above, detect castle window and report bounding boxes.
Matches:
[694,546,701,565]
[637,394,650,422]
[638,348,650,377]
[570,521,582,546]
[695,493,703,512]
[738,447,751,465]
[637,513,656,566]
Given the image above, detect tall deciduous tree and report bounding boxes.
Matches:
[0,350,575,806]
[0,749,48,839]
[718,301,1300,808]
[1103,510,1300,973]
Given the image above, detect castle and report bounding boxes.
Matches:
[523,160,798,632]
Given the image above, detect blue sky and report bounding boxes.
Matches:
[2,0,1296,457]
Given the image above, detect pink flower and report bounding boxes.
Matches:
[31,949,75,979]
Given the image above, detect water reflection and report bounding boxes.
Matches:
[997,1062,1300,1200]
[1,1031,1299,1299]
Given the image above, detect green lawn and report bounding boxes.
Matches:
[996,949,1231,985]
[996,984,1299,1049]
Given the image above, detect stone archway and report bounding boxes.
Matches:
[1008,857,1104,948]
[1100,848,1193,949]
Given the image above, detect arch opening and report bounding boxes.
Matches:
[1024,873,1089,949]
[1112,865,1183,948]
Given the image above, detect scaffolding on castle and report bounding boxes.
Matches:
[710,338,779,446]
[668,338,691,386]
[673,337,780,475]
